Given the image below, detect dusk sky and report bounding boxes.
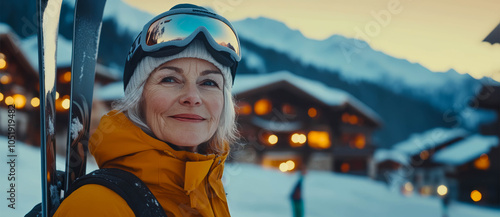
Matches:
[124,0,500,81]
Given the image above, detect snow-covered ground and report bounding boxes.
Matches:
[2,137,500,217]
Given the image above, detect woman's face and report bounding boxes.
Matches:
[142,58,224,151]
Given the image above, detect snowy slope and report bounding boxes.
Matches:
[2,138,499,216]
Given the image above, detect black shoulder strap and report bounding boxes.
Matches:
[65,168,168,217]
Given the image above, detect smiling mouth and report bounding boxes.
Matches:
[169,114,206,122]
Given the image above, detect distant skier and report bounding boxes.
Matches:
[291,167,307,217]
[52,3,241,217]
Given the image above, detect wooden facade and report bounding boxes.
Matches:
[232,71,382,175]
[0,28,118,149]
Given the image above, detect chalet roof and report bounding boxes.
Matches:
[373,149,409,165]
[95,81,124,101]
[0,23,13,34]
[251,116,303,132]
[233,71,383,125]
[20,34,73,69]
[392,128,468,156]
[483,23,500,44]
[432,134,498,166]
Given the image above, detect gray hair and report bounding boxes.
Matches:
[112,55,238,155]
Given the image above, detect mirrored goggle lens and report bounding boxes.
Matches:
[145,14,240,57]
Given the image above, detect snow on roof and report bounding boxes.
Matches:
[0,22,13,34]
[233,71,382,124]
[95,81,124,101]
[374,149,409,165]
[251,116,303,132]
[393,128,468,156]
[432,134,498,166]
[20,34,73,70]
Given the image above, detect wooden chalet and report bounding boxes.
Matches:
[0,24,40,145]
[432,134,499,205]
[232,71,382,175]
[0,23,118,149]
[382,128,469,196]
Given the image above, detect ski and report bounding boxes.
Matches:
[64,0,107,194]
[37,0,63,216]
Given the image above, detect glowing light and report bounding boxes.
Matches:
[404,182,414,192]
[254,99,272,115]
[437,185,448,196]
[237,102,252,115]
[474,154,490,170]
[286,160,295,171]
[308,107,317,118]
[31,97,40,107]
[290,133,307,147]
[13,94,26,109]
[420,186,432,196]
[279,162,289,172]
[471,190,482,202]
[268,134,278,145]
[62,99,70,110]
[341,113,360,125]
[0,59,7,70]
[282,104,295,115]
[0,92,3,102]
[56,92,60,99]
[0,74,12,84]
[308,131,331,149]
[340,163,350,173]
[61,71,71,83]
[5,96,14,105]
[420,150,430,160]
[354,134,366,149]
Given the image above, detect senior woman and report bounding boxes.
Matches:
[54,4,240,217]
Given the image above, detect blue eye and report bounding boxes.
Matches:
[202,80,220,87]
[161,77,175,83]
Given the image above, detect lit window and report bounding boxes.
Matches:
[13,94,26,109]
[340,163,350,173]
[471,190,482,202]
[354,134,366,149]
[5,96,14,105]
[60,71,71,83]
[0,74,12,84]
[237,101,252,115]
[420,150,430,160]
[308,107,317,118]
[282,104,295,115]
[0,92,3,102]
[437,185,448,196]
[267,134,278,145]
[308,131,331,149]
[290,133,306,147]
[420,186,432,196]
[31,97,40,107]
[0,59,7,70]
[62,99,70,110]
[474,154,490,170]
[254,99,272,115]
[0,53,7,70]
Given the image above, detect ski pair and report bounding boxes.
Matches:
[37,0,106,216]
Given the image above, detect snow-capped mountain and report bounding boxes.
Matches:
[1,0,494,147]
[233,17,484,110]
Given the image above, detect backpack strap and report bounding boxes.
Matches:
[65,168,168,217]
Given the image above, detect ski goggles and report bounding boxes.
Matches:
[124,7,241,88]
